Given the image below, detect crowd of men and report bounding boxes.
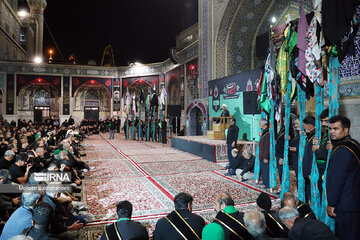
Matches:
[101,191,337,240]
[257,112,360,240]
[123,115,168,145]
[0,116,96,239]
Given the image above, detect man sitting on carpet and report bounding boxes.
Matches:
[100,200,149,240]
[244,209,273,240]
[202,193,253,240]
[225,147,255,181]
[154,192,205,240]
[279,206,336,240]
[256,192,288,238]
[281,191,315,220]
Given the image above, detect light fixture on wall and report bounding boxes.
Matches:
[271,16,277,23]
[17,9,29,18]
[34,56,42,64]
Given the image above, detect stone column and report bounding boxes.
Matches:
[27,0,47,57]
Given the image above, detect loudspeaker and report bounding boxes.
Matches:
[169,48,179,64]
[243,91,260,115]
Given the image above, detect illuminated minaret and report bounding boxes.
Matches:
[27,0,47,57]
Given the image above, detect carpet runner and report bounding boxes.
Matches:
[79,134,279,240]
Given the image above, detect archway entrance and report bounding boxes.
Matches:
[127,79,154,119]
[189,107,203,135]
[33,89,51,124]
[84,107,99,121]
[34,106,50,124]
[73,82,111,122]
[18,84,60,123]
[83,91,100,121]
[185,99,208,136]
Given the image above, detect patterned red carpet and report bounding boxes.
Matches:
[79,134,279,239]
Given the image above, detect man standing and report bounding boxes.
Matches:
[302,116,315,203]
[258,119,270,188]
[100,200,149,240]
[161,117,167,145]
[275,121,286,183]
[213,104,230,123]
[116,116,121,134]
[68,115,75,126]
[109,117,116,140]
[154,192,205,240]
[312,109,329,198]
[226,118,239,166]
[202,193,252,240]
[289,116,301,179]
[326,115,360,240]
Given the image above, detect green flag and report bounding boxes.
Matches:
[259,70,271,113]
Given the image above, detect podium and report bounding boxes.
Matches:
[207,116,232,140]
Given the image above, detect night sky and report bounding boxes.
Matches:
[41,0,198,66]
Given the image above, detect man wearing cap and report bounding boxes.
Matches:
[256,192,288,238]
[21,202,58,239]
[0,150,15,170]
[0,191,43,240]
[202,193,253,240]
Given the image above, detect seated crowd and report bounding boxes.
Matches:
[101,191,335,240]
[0,116,96,239]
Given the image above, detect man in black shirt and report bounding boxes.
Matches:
[9,153,32,184]
[161,117,167,145]
[0,150,15,170]
[302,116,315,203]
[226,118,239,166]
[225,147,255,182]
[68,116,75,126]
[235,146,255,182]
[311,109,329,199]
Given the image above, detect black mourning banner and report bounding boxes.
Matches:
[63,76,70,115]
[6,74,14,115]
[113,78,121,112]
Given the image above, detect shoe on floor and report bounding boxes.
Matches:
[73,188,81,193]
